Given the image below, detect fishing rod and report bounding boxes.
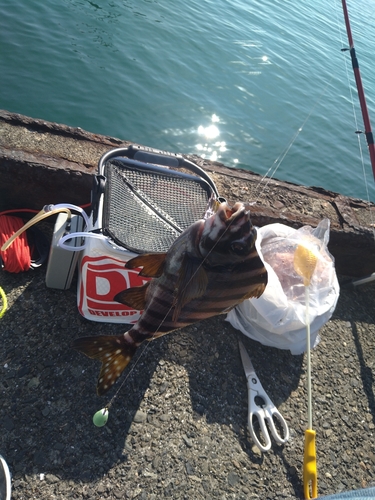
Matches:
[341,0,375,181]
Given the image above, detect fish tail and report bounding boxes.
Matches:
[72,334,137,396]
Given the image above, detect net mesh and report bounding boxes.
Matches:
[103,159,212,253]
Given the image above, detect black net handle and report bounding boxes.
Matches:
[98,145,220,199]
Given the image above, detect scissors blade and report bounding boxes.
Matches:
[239,340,256,378]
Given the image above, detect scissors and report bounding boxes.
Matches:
[239,340,290,452]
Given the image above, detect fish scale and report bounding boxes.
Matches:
[72,201,268,396]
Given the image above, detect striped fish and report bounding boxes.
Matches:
[72,201,267,395]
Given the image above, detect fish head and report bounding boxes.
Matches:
[199,202,257,263]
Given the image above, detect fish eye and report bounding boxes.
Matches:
[230,242,246,254]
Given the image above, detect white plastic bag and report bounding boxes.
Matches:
[226,219,340,355]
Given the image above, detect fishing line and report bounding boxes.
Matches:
[252,77,333,204]
[98,20,340,413]
[96,83,334,415]
[101,200,251,411]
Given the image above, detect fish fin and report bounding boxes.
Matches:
[220,283,266,314]
[72,335,137,396]
[125,253,167,277]
[114,282,150,310]
[241,283,267,300]
[172,255,208,322]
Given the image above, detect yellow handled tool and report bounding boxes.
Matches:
[294,241,318,499]
[303,429,317,499]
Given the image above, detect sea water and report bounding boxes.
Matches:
[1,0,375,201]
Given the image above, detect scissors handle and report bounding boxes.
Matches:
[266,406,290,444]
[248,389,290,453]
[248,410,272,452]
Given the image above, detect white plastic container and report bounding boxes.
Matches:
[77,235,149,324]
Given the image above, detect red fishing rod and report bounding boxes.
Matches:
[341,0,375,181]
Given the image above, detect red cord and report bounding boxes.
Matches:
[0,204,90,273]
[0,209,39,217]
[0,215,31,273]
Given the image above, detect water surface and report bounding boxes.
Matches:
[1,0,375,200]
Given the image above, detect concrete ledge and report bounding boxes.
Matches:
[1,109,374,277]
